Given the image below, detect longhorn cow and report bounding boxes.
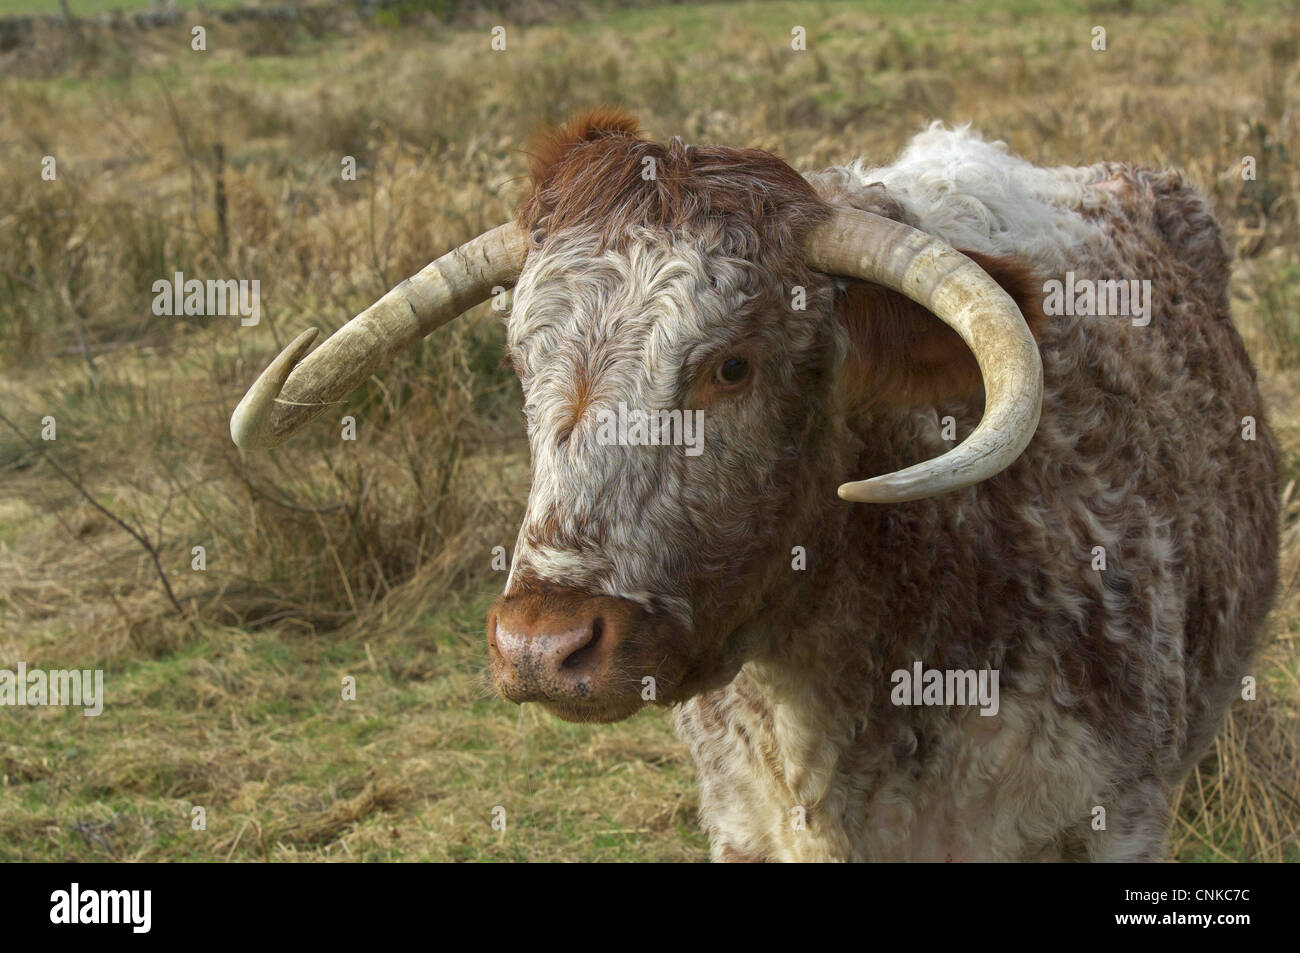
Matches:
[231,111,1279,861]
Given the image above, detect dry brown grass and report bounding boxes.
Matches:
[0,0,1297,861]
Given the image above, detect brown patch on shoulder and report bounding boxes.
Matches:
[838,250,1048,408]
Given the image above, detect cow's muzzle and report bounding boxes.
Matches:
[487,583,684,722]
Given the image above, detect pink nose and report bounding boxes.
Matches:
[490,616,604,696]
[487,585,638,703]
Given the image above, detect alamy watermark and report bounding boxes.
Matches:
[50,883,150,933]
[594,402,704,457]
[1043,272,1151,327]
[0,663,103,716]
[890,662,999,717]
[152,272,260,326]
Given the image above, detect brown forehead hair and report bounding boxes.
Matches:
[519,108,831,274]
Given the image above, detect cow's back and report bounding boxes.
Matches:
[1050,165,1280,771]
[825,130,1280,779]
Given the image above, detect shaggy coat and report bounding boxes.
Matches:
[499,110,1279,861]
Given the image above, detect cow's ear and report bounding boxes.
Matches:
[527,108,643,188]
[835,251,1047,409]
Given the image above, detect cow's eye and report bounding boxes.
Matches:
[716,357,750,384]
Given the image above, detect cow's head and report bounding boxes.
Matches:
[230,109,1045,723]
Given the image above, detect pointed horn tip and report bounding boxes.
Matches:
[837,480,891,504]
[812,207,1044,504]
[229,327,321,450]
[283,326,321,355]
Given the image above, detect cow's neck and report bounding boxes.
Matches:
[738,408,965,808]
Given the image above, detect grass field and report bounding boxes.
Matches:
[0,0,1297,861]
[0,0,253,15]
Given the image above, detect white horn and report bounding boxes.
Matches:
[231,222,528,450]
[805,207,1043,503]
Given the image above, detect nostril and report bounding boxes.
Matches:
[561,617,603,672]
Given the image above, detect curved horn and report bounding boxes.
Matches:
[230,223,528,450]
[805,207,1043,503]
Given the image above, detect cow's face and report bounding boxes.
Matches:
[488,226,844,721]
[484,111,1044,722]
[485,112,845,722]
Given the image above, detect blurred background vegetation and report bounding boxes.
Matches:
[0,0,1297,861]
